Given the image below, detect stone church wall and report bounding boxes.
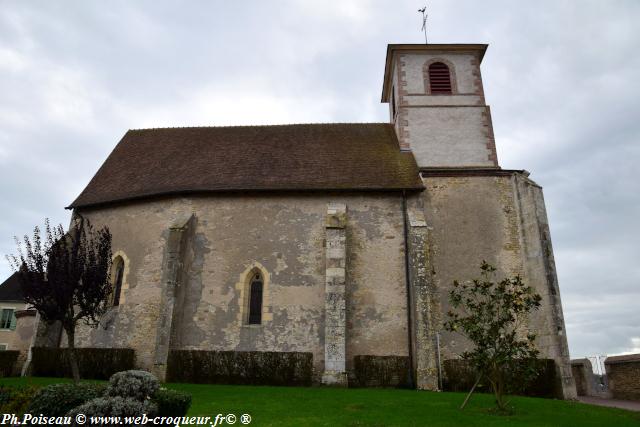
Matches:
[72,192,410,380]
[420,172,576,398]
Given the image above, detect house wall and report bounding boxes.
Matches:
[0,301,27,350]
[71,193,410,379]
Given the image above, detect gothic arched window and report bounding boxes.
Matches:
[248,272,263,324]
[111,256,125,306]
[428,62,452,94]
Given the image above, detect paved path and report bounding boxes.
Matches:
[578,396,640,412]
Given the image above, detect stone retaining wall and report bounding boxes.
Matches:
[605,354,640,401]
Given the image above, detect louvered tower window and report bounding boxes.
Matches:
[428,62,452,94]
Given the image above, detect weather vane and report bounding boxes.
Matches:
[418,6,428,44]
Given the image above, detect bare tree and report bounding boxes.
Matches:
[7,218,113,382]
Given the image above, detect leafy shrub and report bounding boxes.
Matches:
[106,370,159,401]
[67,396,157,423]
[0,386,12,407]
[27,383,107,416]
[31,347,135,380]
[0,385,40,416]
[153,388,192,417]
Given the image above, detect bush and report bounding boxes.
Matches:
[0,350,19,377]
[442,358,561,398]
[352,355,411,388]
[167,350,313,386]
[0,385,40,416]
[31,347,135,380]
[0,386,12,407]
[106,370,160,401]
[153,388,192,417]
[67,396,157,424]
[27,383,107,417]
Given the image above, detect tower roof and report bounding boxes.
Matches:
[381,43,488,102]
[68,123,424,209]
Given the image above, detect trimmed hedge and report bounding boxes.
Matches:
[167,350,313,386]
[442,358,562,398]
[352,355,411,388]
[31,347,135,380]
[0,350,19,377]
[154,389,192,417]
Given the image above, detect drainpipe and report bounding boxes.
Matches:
[402,190,415,389]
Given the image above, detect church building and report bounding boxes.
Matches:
[43,44,575,397]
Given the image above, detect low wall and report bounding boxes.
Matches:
[605,354,640,401]
[570,358,610,398]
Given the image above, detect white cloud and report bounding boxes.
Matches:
[0,47,28,72]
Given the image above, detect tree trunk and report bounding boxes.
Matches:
[492,373,507,411]
[65,326,81,383]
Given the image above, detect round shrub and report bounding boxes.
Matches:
[28,383,107,416]
[106,370,159,401]
[153,388,192,417]
[67,396,157,424]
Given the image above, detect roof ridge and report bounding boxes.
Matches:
[128,122,391,132]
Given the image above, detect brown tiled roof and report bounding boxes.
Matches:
[69,123,424,209]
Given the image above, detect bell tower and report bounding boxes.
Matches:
[382,44,498,169]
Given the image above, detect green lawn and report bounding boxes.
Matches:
[2,377,639,426]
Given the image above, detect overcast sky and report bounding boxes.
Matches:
[1,1,638,359]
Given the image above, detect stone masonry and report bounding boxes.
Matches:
[153,214,194,381]
[322,203,348,386]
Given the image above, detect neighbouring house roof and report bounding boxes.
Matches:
[69,123,424,209]
[0,272,24,302]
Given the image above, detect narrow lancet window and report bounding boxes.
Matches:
[111,256,124,306]
[429,62,452,94]
[248,272,263,324]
